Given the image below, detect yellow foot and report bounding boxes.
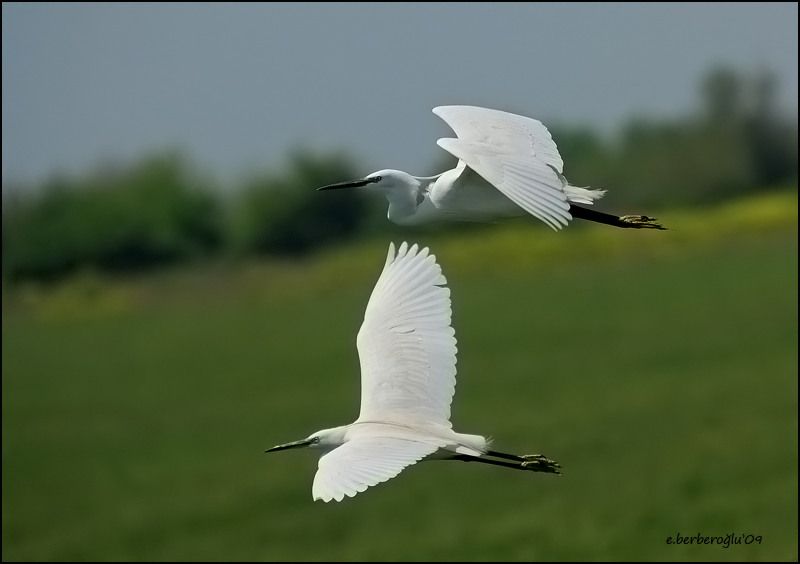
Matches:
[619,215,667,230]
[520,454,562,474]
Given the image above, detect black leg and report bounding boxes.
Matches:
[451,454,524,470]
[569,204,666,230]
[487,449,525,462]
[487,450,561,471]
[452,453,561,474]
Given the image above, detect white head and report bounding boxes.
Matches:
[317,169,420,195]
[318,170,424,224]
[264,425,348,454]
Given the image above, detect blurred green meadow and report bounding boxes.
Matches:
[2,190,797,561]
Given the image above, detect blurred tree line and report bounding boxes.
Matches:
[2,66,797,281]
[548,66,797,209]
[2,151,369,281]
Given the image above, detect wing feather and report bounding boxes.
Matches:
[313,437,438,502]
[433,105,573,230]
[356,242,457,426]
[433,105,564,173]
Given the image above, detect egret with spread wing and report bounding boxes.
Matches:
[318,105,664,231]
[265,242,560,502]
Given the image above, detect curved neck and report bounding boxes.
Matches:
[385,177,424,224]
[386,192,419,223]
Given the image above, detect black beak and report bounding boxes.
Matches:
[264,438,315,453]
[317,177,378,191]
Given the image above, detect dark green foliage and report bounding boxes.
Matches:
[3,154,223,280]
[232,151,368,256]
[550,66,797,209]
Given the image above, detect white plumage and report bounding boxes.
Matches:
[435,105,576,229]
[266,242,560,503]
[317,105,608,230]
[356,241,456,426]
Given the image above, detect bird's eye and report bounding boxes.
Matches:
[370,176,382,183]
[312,436,321,444]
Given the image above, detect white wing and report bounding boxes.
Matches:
[433,105,572,230]
[356,242,457,426]
[433,105,564,172]
[312,436,439,502]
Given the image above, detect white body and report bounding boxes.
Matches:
[362,106,606,230]
[393,161,525,225]
[303,242,488,502]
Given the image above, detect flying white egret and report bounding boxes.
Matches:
[318,105,665,231]
[265,242,560,502]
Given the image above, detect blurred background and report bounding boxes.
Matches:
[2,3,797,561]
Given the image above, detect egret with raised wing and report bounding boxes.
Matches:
[265,242,560,502]
[318,105,664,231]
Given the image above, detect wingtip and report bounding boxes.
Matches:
[385,241,437,269]
[396,241,435,262]
[432,106,455,119]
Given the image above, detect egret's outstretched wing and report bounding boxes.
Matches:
[312,437,439,502]
[433,105,572,230]
[356,242,457,426]
[433,105,564,173]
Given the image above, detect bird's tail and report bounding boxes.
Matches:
[565,185,607,205]
[454,432,491,456]
[569,204,666,230]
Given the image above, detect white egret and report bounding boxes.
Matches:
[318,105,665,231]
[265,242,560,502]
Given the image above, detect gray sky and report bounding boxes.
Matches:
[3,2,797,186]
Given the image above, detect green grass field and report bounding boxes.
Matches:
[3,192,798,561]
